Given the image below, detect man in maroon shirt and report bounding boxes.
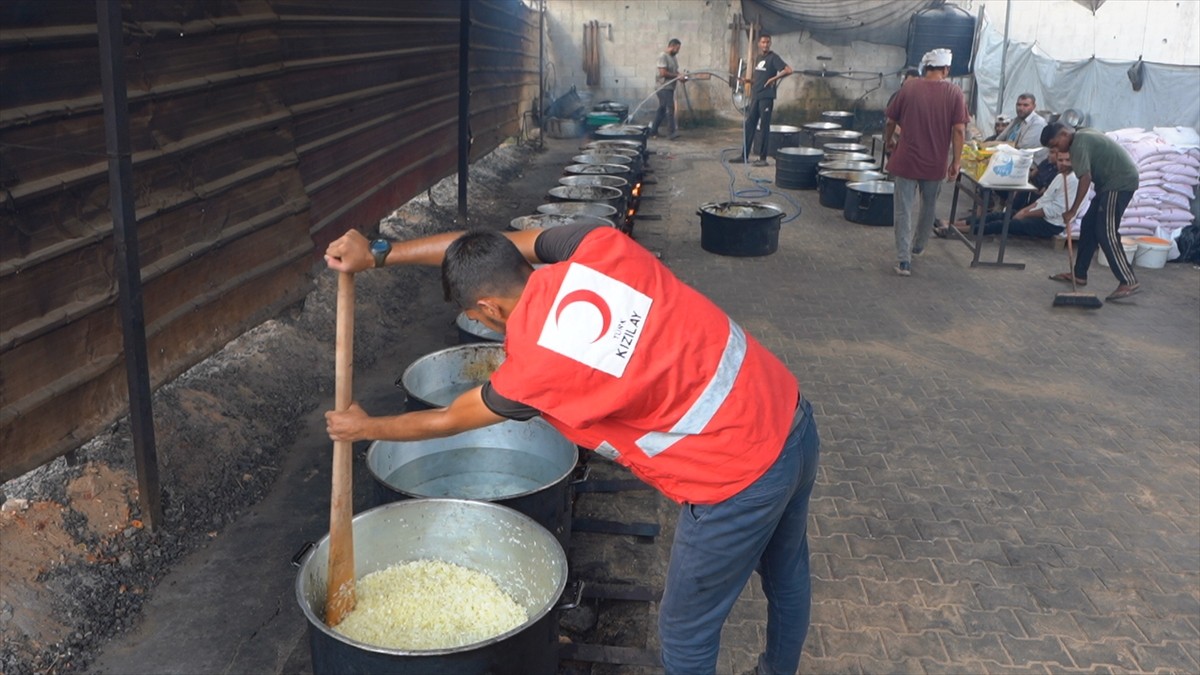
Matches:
[883,48,969,276]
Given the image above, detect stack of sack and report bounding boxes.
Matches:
[1102,127,1200,258]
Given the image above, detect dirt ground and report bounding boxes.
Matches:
[0,139,551,675]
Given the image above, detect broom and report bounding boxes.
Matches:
[1053,179,1103,309]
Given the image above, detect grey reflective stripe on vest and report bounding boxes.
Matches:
[635,318,747,457]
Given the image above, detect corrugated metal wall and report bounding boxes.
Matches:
[0,0,538,481]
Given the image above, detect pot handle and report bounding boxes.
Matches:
[392,375,408,407]
[857,193,873,211]
[556,580,586,611]
[291,540,316,568]
[569,463,592,486]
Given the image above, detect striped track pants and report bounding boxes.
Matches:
[1075,190,1136,286]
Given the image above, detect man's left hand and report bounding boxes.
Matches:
[947,161,961,182]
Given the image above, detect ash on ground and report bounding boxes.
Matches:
[0,140,549,675]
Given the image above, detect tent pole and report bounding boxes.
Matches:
[997,0,1012,112]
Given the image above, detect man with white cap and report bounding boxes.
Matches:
[883,48,969,276]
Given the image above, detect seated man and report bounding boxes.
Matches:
[984,115,1010,141]
[937,149,1087,239]
[996,93,1048,163]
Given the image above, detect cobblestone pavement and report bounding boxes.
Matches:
[630,129,1200,675]
[87,130,1199,675]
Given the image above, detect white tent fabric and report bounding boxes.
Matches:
[974,11,1200,135]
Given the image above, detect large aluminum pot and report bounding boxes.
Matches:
[822,151,875,164]
[563,163,632,179]
[818,169,886,209]
[582,140,646,162]
[697,201,785,257]
[367,419,578,549]
[817,160,879,172]
[593,124,649,144]
[535,201,619,220]
[814,129,863,150]
[557,174,628,193]
[823,142,870,155]
[822,110,855,129]
[546,185,625,215]
[571,153,633,167]
[509,213,614,232]
[295,499,569,675]
[843,180,894,227]
[399,343,505,411]
[455,312,503,344]
[775,146,823,190]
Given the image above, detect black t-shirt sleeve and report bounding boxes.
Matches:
[481,381,541,421]
[534,224,601,263]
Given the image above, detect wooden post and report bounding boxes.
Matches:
[96,0,163,530]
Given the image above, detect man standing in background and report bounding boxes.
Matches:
[650,38,684,140]
[736,34,792,167]
[883,48,969,277]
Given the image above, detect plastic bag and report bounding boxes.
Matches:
[978,145,1035,187]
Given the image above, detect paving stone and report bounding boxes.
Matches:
[939,633,1013,666]
[1059,637,1141,671]
[1012,609,1089,642]
[1000,635,1075,668]
[878,628,950,662]
[958,607,1026,638]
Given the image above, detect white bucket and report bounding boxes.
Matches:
[1099,237,1138,268]
[1133,237,1172,269]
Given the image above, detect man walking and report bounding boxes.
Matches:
[325,223,820,675]
[883,48,969,276]
[737,34,792,167]
[651,38,685,140]
[1042,122,1141,300]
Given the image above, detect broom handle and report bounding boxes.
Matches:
[1063,172,1078,293]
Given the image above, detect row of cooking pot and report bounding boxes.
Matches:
[513,126,653,233]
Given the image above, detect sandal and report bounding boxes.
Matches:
[1106,284,1141,300]
[1049,272,1087,286]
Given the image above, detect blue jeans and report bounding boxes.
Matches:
[659,398,820,675]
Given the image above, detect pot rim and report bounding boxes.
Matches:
[698,200,785,218]
[365,417,577,502]
[294,498,568,657]
[563,163,632,175]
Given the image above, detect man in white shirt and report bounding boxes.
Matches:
[938,150,1088,238]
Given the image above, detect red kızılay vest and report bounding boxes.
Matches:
[489,228,798,504]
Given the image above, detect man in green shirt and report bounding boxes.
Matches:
[1042,122,1141,301]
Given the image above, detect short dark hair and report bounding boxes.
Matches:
[441,230,532,308]
[903,68,920,79]
[668,38,681,47]
[1017,92,1037,104]
[1041,121,1068,147]
[759,33,771,40]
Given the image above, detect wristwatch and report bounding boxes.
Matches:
[369,238,392,268]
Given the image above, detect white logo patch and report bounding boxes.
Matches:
[537,263,652,378]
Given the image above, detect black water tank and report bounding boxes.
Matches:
[907,4,975,78]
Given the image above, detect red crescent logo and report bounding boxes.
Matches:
[555,289,611,342]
